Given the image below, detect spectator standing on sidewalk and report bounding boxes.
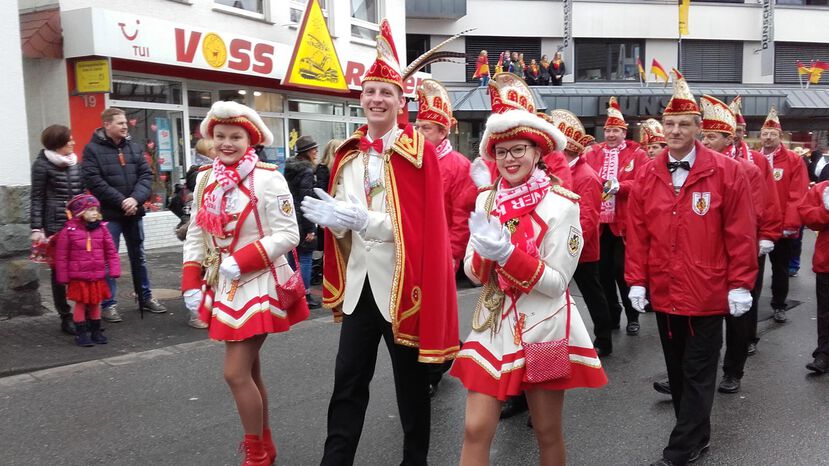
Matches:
[30,124,85,335]
[285,135,321,309]
[54,194,120,347]
[311,139,340,286]
[82,107,167,322]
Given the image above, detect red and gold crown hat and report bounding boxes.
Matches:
[729,96,746,127]
[700,95,736,136]
[362,19,403,89]
[604,96,628,129]
[416,79,455,130]
[640,118,666,146]
[762,106,783,132]
[663,69,700,116]
[200,100,274,147]
[479,73,566,161]
[544,109,595,154]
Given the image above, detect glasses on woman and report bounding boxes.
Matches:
[494,144,534,160]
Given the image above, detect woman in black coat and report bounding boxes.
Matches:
[30,125,85,335]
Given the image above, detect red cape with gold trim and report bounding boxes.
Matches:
[322,123,460,363]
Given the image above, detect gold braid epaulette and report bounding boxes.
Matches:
[551,184,580,202]
[255,161,278,171]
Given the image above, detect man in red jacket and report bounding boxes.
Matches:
[547,109,613,356]
[584,96,650,336]
[728,97,783,354]
[798,181,829,374]
[759,107,809,323]
[626,71,757,466]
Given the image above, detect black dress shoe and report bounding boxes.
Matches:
[689,440,710,463]
[60,316,77,336]
[428,382,439,398]
[649,459,676,466]
[806,353,829,374]
[306,294,322,309]
[773,308,787,323]
[595,346,612,357]
[653,379,671,395]
[718,375,741,393]
[626,321,640,335]
[499,393,528,419]
[747,342,757,356]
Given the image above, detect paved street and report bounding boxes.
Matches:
[1,233,826,465]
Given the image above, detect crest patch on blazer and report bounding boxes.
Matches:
[773,168,784,181]
[567,226,581,256]
[692,192,711,216]
[278,195,294,217]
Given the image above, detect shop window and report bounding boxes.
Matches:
[111,76,182,105]
[351,0,380,40]
[288,99,344,116]
[288,119,347,157]
[253,91,284,113]
[349,105,365,117]
[187,90,213,108]
[218,89,248,104]
[575,39,644,82]
[261,117,287,169]
[215,0,263,14]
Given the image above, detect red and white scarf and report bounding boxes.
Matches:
[435,138,453,160]
[196,147,258,237]
[763,144,782,168]
[598,142,625,224]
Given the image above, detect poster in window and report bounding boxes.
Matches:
[155,117,174,171]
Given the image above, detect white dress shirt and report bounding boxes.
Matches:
[669,147,696,191]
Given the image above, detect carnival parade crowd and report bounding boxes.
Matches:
[27,17,829,466]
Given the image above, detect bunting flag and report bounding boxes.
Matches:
[678,0,690,35]
[797,60,812,76]
[651,58,669,86]
[810,60,829,84]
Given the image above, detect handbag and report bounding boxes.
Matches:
[248,170,309,325]
[520,290,572,383]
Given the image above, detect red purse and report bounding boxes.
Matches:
[248,171,309,325]
[520,291,572,383]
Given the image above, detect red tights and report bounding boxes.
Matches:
[73,302,101,322]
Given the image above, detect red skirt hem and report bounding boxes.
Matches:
[66,280,110,304]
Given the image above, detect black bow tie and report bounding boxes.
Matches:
[667,161,691,173]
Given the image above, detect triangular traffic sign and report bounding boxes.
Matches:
[283,0,348,93]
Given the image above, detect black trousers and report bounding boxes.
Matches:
[50,268,71,319]
[769,238,793,310]
[815,273,829,358]
[321,282,431,466]
[572,261,613,351]
[599,226,636,327]
[747,254,766,343]
[656,313,723,465]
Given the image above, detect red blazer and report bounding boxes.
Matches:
[736,144,782,242]
[584,141,650,237]
[766,145,809,234]
[798,181,829,273]
[625,141,758,316]
[567,155,602,263]
[438,150,477,268]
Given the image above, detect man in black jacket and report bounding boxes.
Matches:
[285,135,321,309]
[82,107,167,322]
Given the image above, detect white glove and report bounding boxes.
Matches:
[468,211,501,242]
[604,178,620,196]
[470,157,492,188]
[333,194,369,232]
[183,289,202,312]
[219,257,241,281]
[728,288,753,317]
[629,286,649,313]
[782,229,798,238]
[470,224,514,265]
[823,187,829,210]
[301,188,345,230]
[758,240,774,256]
[30,230,46,243]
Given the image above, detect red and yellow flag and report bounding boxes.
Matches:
[797,60,812,76]
[810,60,829,84]
[637,58,645,82]
[651,58,669,83]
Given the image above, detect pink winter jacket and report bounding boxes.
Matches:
[54,218,120,284]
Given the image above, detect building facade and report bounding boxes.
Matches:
[407,0,829,158]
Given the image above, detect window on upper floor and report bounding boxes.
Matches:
[777,0,828,5]
[290,0,329,24]
[680,40,743,83]
[775,42,829,84]
[215,0,263,14]
[575,39,644,82]
[351,0,380,40]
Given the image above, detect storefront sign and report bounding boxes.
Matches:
[283,0,348,93]
[598,95,737,117]
[155,117,174,171]
[74,58,111,93]
[761,0,775,77]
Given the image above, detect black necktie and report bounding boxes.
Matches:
[667,161,691,173]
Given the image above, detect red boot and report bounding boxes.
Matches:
[239,434,269,466]
[262,428,277,465]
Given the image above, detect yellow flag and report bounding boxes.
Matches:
[679,0,690,36]
[283,0,348,92]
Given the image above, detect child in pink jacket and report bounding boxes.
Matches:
[54,194,120,346]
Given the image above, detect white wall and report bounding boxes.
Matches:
[428,35,466,83]
[23,58,71,160]
[408,0,562,36]
[4,0,32,186]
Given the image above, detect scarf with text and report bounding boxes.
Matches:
[598,141,625,223]
[435,138,453,159]
[195,147,258,237]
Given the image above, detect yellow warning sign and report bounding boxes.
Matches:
[283,0,348,93]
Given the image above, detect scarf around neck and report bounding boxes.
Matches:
[195,147,258,237]
[435,138,453,159]
[598,141,626,224]
[44,150,77,168]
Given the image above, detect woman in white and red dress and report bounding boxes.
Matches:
[451,73,607,466]
[181,101,303,466]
